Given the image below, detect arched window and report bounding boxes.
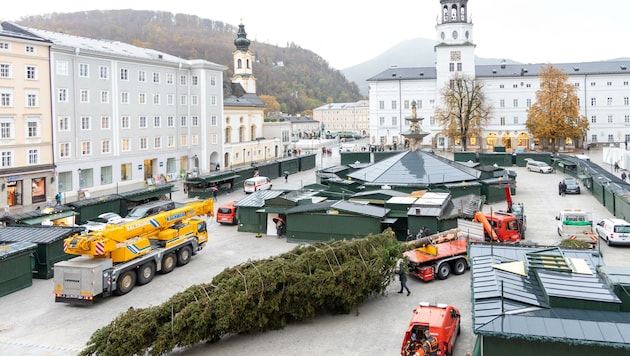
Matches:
[239,126,245,143]
[460,7,465,21]
[237,58,242,69]
[451,6,457,20]
[224,127,232,144]
[246,59,250,69]
[250,124,257,141]
[443,7,448,21]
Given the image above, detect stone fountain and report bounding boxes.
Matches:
[401,100,430,152]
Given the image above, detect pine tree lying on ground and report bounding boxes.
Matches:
[80,231,402,356]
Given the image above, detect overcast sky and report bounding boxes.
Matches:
[2,1,629,69]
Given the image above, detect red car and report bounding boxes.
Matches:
[401,302,461,356]
[216,201,238,225]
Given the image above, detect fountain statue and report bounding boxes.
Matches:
[401,101,430,151]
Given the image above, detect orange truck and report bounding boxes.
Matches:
[216,201,238,225]
[473,211,522,242]
[403,236,469,281]
[401,302,461,356]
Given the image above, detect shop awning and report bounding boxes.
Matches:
[20,210,78,225]
[120,184,174,202]
[256,207,289,214]
[186,174,240,185]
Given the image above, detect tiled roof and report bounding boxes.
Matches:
[347,151,479,186]
[368,60,630,82]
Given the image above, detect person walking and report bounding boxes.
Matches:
[560,181,566,197]
[55,192,62,207]
[396,258,411,296]
[284,172,289,183]
[558,181,563,196]
[622,171,627,182]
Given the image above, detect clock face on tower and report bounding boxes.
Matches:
[452,30,458,39]
[450,51,461,61]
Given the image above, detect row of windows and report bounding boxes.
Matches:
[57,115,216,131]
[57,133,219,158]
[590,115,630,124]
[0,42,35,53]
[586,81,630,87]
[591,134,630,143]
[0,121,40,139]
[55,88,216,106]
[379,99,436,111]
[376,96,630,112]
[498,83,533,89]
[0,63,38,80]
[0,149,40,167]
[56,60,217,87]
[378,113,630,127]
[0,89,40,107]
[497,81,630,88]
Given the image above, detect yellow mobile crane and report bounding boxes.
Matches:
[53,198,214,304]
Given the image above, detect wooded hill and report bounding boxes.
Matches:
[18,10,363,115]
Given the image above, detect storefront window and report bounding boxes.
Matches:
[32,177,46,203]
[101,166,112,185]
[121,163,131,181]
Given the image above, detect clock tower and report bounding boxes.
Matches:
[435,0,476,88]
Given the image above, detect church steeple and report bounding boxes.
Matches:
[232,23,256,94]
[234,23,251,51]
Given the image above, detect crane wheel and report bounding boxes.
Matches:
[114,270,136,295]
[137,262,156,285]
[436,262,451,280]
[161,253,176,274]
[452,259,467,275]
[177,246,192,266]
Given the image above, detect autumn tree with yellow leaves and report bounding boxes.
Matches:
[259,95,281,117]
[526,64,589,152]
[435,73,493,151]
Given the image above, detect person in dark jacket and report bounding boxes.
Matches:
[423,329,439,356]
[396,258,411,296]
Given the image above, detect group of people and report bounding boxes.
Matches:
[558,180,567,197]
[403,329,439,356]
[406,226,431,241]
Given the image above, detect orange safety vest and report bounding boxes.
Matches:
[424,336,439,356]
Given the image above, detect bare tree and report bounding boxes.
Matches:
[526,64,589,152]
[435,73,492,151]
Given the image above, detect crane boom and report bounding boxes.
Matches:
[64,198,214,259]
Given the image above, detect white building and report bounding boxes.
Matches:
[313,100,369,137]
[19,25,226,199]
[368,0,630,152]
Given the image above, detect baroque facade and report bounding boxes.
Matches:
[367,0,630,152]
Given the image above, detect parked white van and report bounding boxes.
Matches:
[595,218,630,246]
[243,176,272,193]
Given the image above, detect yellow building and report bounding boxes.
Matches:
[0,23,54,212]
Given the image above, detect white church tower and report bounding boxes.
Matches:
[435,0,476,89]
[232,23,257,93]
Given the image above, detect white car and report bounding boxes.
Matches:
[80,212,123,233]
[526,160,553,173]
[596,218,630,246]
